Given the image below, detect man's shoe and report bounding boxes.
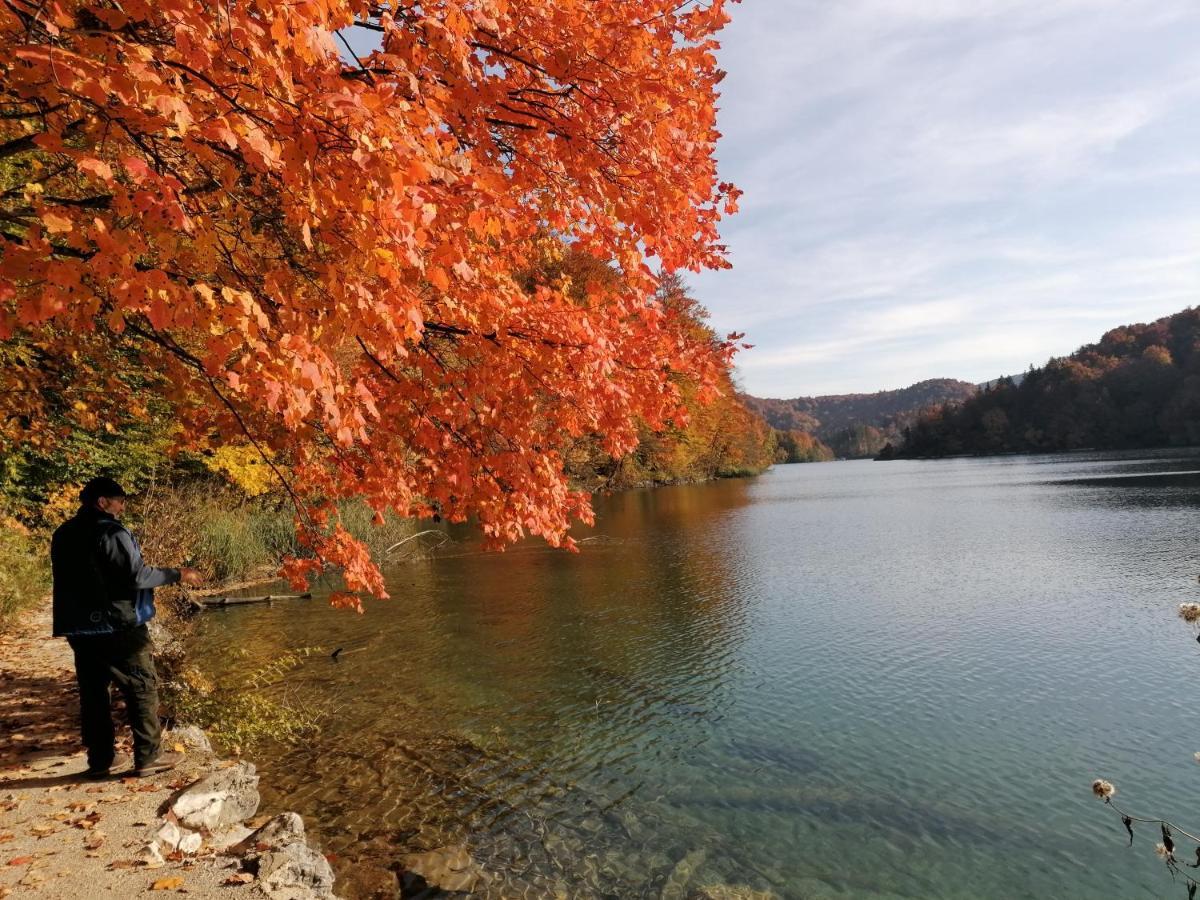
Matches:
[82,752,132,780]
[132,749,183,777]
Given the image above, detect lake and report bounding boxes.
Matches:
[189,450,1200,898]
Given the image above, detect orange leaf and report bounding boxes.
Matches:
[427,266,449,292]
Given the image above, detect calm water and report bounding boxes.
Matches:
[190,451,1200,898]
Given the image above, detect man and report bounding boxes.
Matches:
[51,476,203,778]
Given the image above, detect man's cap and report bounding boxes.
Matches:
[79,476,127,505]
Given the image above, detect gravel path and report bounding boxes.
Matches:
[0,603,268,899]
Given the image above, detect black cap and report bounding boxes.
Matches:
[79,476,127,505]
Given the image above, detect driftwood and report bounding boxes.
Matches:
[384,529,448,555]
[195,593,313,608]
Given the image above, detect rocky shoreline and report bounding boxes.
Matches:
[0,604,336,900]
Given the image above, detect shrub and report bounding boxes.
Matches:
[0,519,46,628]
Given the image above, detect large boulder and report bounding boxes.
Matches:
[236,812,306,852]
[238,813,335,900]
[254,841,336,900]
[171,761,260,831]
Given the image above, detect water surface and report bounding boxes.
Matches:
[190,450,1200,898]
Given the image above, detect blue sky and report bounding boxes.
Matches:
[689,1,1200,397]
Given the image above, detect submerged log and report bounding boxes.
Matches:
[196,593,313,608]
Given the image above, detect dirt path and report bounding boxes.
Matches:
[0,603,266,899]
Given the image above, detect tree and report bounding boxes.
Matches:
[0,0,742,608]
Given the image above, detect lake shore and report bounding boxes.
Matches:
[0,602,335,900]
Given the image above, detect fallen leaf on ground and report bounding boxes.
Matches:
[223,872,253,885]
[150,875,185,890]
[0,833,13,843]
[172,743,185,753]
[107,858,139,869]
[6,856,34,866]
[84,830,105,850]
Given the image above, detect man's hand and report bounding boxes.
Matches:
[179,567,204,587]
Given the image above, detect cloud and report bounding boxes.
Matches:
[691,1,1200,396]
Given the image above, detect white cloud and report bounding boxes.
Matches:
[692,1,1200,397]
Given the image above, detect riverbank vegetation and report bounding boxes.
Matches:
[0,262,773,631]
[893,307,1200,457]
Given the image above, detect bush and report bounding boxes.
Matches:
[0,521,47,629]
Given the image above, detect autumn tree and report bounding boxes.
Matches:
[0,0,742,608]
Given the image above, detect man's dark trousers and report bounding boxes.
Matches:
[66,625,161,771]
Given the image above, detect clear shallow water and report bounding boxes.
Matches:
[190,450,1200,898]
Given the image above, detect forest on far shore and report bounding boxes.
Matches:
[889,307,1200,458]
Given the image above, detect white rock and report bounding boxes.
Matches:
[139,842,165,868]
[171,762,260,831]
[166,725,213,754]
[240,813,305,851]
[178,830,203,855]
[210,824,254,852]
[153,820,182,851]
[255,841,336,900]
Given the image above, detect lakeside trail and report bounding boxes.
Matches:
[0,603,334,900]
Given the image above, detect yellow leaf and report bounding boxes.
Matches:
[41,212,72,234]
[151,876,185,891]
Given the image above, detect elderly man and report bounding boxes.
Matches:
[51,476,203,778]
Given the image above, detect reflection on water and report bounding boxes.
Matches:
[189,449,1200,898]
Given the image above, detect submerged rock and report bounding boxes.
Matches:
[401,844,488,893]
[336,863,400,899]
[171,761,260,831]
[661,849,708,900]
[686,886,780,900]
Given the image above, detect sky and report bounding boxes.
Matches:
[689,1,1200,398]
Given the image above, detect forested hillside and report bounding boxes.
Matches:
[893,307,1200,457]
[744,379,977,460]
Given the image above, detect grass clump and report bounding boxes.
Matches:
[161,648,327,753]
[0,520,47,628]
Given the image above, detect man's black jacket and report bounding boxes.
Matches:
[51,506,180,637]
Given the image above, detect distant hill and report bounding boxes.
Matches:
[893,307,1200,458]
[743,378,978,460]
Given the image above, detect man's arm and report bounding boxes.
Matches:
[99,527,181,589]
